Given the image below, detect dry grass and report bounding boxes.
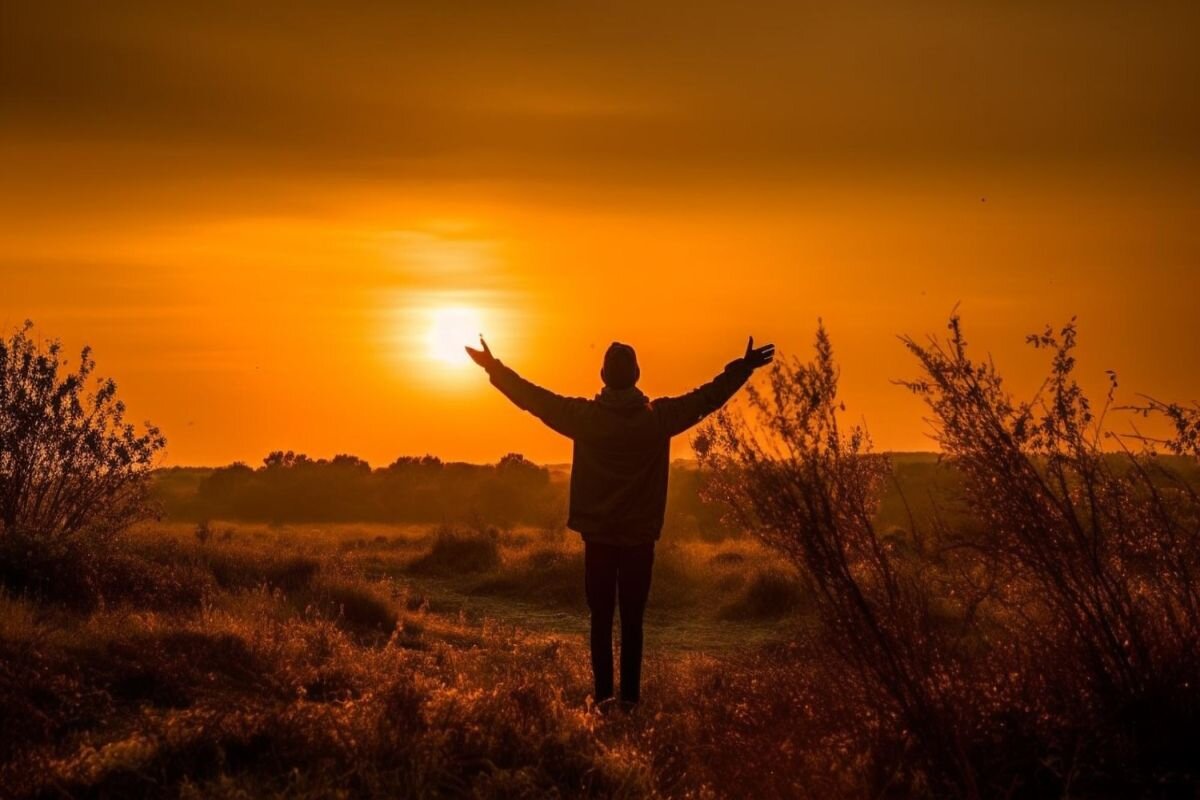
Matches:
[7,315,1198,797]
[0,521,818,799]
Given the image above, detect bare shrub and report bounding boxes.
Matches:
[697,316,1200,795]
[901,316,1200,775]
[696,323,986,795]
[1125,394,1200,458]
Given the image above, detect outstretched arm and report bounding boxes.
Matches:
[653,337,775,437]
[467,337,590,438]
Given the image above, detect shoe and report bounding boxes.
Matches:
[594,697,619,715]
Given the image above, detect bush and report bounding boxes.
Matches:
[303,578,398,640]
[698,317,1200,795]
[697,323,977,794]
[0,528,210,612]
[0,322,164,604]
[205,549,320,593]
[470,545,585,609]
[719,569,803,620]
[901,316,1200,782]
[408,526,501,574]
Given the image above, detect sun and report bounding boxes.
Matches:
[425,305,484,366]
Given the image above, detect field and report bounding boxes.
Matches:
[0,456,971,798]
[0,519,825,798]
[10,445,1199,798]
[5,318,1200,799]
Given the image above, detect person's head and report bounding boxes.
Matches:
[601,342,640,390]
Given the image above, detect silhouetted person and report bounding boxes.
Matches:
[467,336,774,708]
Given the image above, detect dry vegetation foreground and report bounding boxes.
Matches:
[6,318,1200,798]
[0,523,829,799]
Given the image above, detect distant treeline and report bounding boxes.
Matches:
[152,451,732,536]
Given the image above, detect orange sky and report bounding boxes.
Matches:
[2,1,1198,466]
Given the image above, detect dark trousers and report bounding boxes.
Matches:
[584,541,655,703]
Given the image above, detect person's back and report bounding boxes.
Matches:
[467,336,774,708]
[567,388,671,547]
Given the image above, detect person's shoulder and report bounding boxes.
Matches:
[646,397,679,420]
[648,393,687,407]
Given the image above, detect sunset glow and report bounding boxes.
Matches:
[425,306,486,366]
[2,2,1198,466]
[4,6,1199,795]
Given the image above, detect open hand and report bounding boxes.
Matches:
[743,336,775,370]
[465,335,497,369]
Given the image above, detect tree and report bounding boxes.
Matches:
[0,321,165,545]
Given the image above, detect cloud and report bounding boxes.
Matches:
[4,0,1198,198]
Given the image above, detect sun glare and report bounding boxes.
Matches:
[426,305,484,366]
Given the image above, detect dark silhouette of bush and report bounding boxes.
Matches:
[697,323,983,795]
[407,526,501,574]
[0,322,165,605]
[718,568,804,621]
[698,316,1200,796]
[204,548,321,592]
[301,577,399,641]
[1126,394,1200,458]
[901,316,1200,786]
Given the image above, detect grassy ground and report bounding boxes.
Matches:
[8,453,1195,796]
[157,520,807,645]
[0,521,830,798]
[22,454,1165,797]
[0,457,982,798]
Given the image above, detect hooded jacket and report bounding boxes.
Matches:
[485,358,754,545]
